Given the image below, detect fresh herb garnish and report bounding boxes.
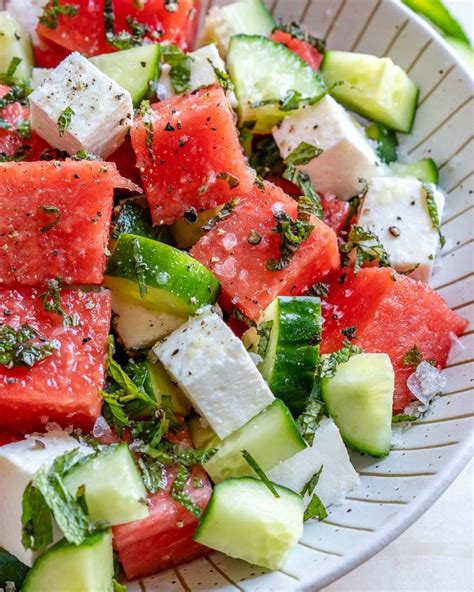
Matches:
[250,90,321,113]
[422,183,445,249]
[273,21,326,54]
[39,0,79,30]
[131,237,148,297]
[284,142,323,166]
[301,466,323,497]
[104,0,150,49]
[392,414,418,424]
[162,44,193,94]
[0,324,58,369]
[21,449,96,550]
[71,150,101,161]
[403,345,424,367]
[266,211,314,271]
[16,119,31,140]
[249,136,285,178]
[57,106,74,137]
[318,340,362,380]
[340,224,390,273]
[399,263,421,276]
[113,579,128,592]
[137,456,164,494]
[207,59,233,91]
[0,57,22,85]
[170,464,202,517]
[341,326,357,341]
[307,282,329,299]
[0,147,28,162]
[304,492,327,521]
[283,165,323,218]
[39,277,80,327]
[0,84,31,109]
[38,204,60,233]
[216,172,240,189]
[202,199,238,232]
[296,394,325,446]
[241,450,279,498]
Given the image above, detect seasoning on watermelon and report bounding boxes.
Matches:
[131,85,255,226]
[191,180,340,323]
[0,160,139,287]
[0,287,111,434]
[320,267,468,413]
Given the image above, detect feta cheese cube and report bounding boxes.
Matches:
[29,52,133,158]
[6,0,48,44]
[357,176,445,282]
[111,291,184,351]
[272,95,383,200]
[268,418,359,508]
[154,311,275,439]
[0,432,90,566]
[160,43,237,107]
[31,67,50,89]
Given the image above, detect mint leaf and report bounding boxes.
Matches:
[39,277,81,327]
[241,449,279,498]
[39,0,79,30]
[304,493,327,522]
[57,106,74,137]
[162,44,193,94]
[340,224,391,273]
[283,165,323,218]
[403,345,424,367]
[131,237,148,298]
[267,211,314,271]
[38,204,60,233]
[273,21,326,54]
[0,324,58,369]
[21,482,53,551]
[319,340,362,380]
[284,142,323,166]
[170,464,202,517]
[422,182,445,249]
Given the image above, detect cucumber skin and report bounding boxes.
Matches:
[391,158,439,185]
[113,202,174,245]
[366,122,398,164]
[262,297,321,417]
[105,233,220,316]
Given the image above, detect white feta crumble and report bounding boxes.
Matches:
[272,95,382,200]
[29,52,133,158]
[153,311,275,439]
[357,176,445,282]
[268,418,359,508]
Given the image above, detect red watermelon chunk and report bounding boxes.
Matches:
[270,29,323,70]
[0,160,138,288]
[321,193,350,235]
[0,288,111,433]
[190,181,340,323]
[37,0,200,57]
[33,34,71,68]
[113,427,211,580]
[131,85,254,225]
[321,267,468,413]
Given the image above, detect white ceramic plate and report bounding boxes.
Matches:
[136,1,474,590]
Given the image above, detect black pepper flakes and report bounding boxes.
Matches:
[164,122,175,132]
[247,229,262,245]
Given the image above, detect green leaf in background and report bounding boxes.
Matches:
[0,547,30,589]
[402,0,474,71]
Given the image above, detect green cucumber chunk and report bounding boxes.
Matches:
[22,529,114,592]
[201,0,275,56]
[203,400,306,483]
[321,353,394,457]
[171,206,222,249]
[366,122,398,164]
[188,415,222,450]
[112,201,174,245]
[105,233,220,316]
[194,477,304,570]
[259,296,321,417]
[90,44,161,106]
[0,547,29,589]
[321,50,419,132]
[402,0,471,45]
[63,444,148,526]
[227,35,326,133]
[125,358,190,416]
[0,12,34,82]
[391,158,439,184]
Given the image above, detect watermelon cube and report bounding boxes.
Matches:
[0,288,111,433]
[113,428,212,580]
[131,85,254,225]
[321,268,468,413]
[0,160,137,287]
[190,181,340,323]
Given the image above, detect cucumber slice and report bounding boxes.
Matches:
[366,122,398,164]
[201,0,275,56]
[402,0,471,45]
[171,206,223,249]
[259,297,321,417]
[111,291,184,351]
[0,547,29,589]
[194,477,304,570]
[22,529,114,592]
[105,233,220,317]
[125,358,190,416]
[321,353,394,457]
[188,415,221,450]
[112,201,174,246]
[0,11,34,82]
[63,444,148,526]
[391,158,439,184]
[227,35,326,134]
[90,44,161,106]
[203,400,306,483]
[321,51,419,133]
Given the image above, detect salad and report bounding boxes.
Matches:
[0,0,468,590]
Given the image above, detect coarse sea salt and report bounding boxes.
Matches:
[407,361,447,411]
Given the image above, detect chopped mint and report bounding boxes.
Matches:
[267,211,314,271]
[39,0,78,29]
[241,450,279,498]
[57,106,74,137]
[284,141,323,166]
[170,465,202,517]
[319,340,362,380]
[162,44,193,94]
[39,277,80,327]
[422,182,445,249]
[38,205,60,233]
[0,324,58,369]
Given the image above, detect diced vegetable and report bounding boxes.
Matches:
[391,158,439,184]
[194,477,304,570]
[321,51,419,132]
[0,11,33,81]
